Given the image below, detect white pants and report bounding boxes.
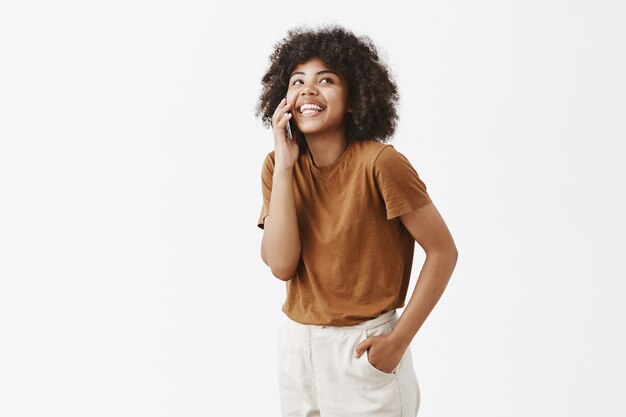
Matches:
[276,309,420,417]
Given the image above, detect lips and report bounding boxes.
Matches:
[297,101,326,113]
[299,109,324,118]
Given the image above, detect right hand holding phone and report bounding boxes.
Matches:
[272,97,300,171]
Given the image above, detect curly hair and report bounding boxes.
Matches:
[254,23,400,155]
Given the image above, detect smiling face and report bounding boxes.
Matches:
[286,56,351,140]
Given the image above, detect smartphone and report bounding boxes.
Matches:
[285,112,293,140]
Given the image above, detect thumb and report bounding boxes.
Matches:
[354,338,372,358]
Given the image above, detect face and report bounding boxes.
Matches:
[286,56,351,138]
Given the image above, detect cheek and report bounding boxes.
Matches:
[287,92,299,109]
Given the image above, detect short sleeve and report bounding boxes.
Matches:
[257,152,275,229]
[373,145,432,220]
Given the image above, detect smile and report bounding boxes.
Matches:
[298,102,326,116]
[299,109,324,117]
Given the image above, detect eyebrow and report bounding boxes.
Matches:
[290,70,338,79]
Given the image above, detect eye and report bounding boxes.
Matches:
[291,77,334,86]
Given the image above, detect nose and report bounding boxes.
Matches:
[300,83,319,96]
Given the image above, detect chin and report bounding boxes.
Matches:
[295,123,321,133]
[296,121,340,135]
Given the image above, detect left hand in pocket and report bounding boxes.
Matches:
[354,334,406,374]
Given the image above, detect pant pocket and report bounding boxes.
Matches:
[348,327,403,416]
[361,322,400,376]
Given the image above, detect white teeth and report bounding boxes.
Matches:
[299,103,324,113]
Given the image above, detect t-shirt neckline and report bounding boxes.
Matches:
[307,141,354,175]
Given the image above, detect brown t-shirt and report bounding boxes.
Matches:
[257,139,432,326]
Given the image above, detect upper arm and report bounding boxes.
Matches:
[260,216,270,266]
[257,153,275,230]
[258,154,275,264]
[399,202,458,256]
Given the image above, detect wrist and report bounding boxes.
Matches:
[273,166,293,177]
[388,329,412,351]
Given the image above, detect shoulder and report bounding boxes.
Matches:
[362,142,408,170]
[262,150,276,167]
[371,143,424,179]
[260,150,276,179]
[264,150,275,163]
[351,139,392,163]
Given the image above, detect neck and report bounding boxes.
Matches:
[305,131,350,169]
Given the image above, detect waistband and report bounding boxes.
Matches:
[286,309,398,331]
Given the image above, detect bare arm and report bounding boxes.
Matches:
[260,97,302,281]
[353,202,458,371]
[389,202,458,348]
[261,167,301,281]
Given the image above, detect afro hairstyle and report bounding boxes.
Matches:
[255,23,400,155]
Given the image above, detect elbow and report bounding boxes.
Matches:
[447,246,459,264]
[261,254,297,280]
[261,238,300,281]
[269,257,300,281]
[262,249,297,280]
[425,244,458,263]
[448,246,459,271]
[445,239,459,261]
[271,265,296,281]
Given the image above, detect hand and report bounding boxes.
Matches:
[271,97,299,171]
[354,333,406,374]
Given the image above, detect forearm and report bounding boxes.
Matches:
[389,249,458,349]
[262,168,302,280]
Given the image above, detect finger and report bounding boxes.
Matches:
[354,338,372,357]
[279,103,292,124]
[272,97,288,122]
[277,109,292,130]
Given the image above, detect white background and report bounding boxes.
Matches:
[1,0,625,416]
